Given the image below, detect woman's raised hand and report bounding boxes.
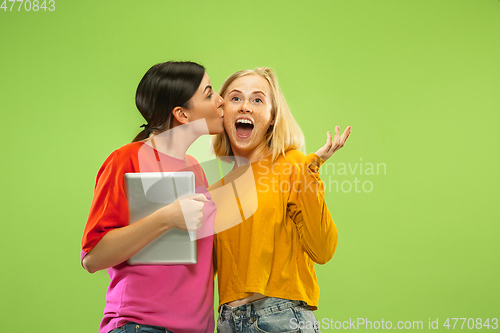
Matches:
[315,126,352,162]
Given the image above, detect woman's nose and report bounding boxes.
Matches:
[240,100,252,113]
[218,94,225,107]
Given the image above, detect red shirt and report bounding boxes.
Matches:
[81,141,216,333]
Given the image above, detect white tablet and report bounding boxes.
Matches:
[124,172,197,265]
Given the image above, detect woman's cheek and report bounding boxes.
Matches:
[255,123,270,134]
[223,119,234,134]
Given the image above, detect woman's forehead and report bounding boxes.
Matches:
[196,73,212,93]
[229,74,270,94]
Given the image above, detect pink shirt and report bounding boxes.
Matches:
[81,142,215,333]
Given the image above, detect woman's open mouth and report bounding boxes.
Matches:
[235,118,254,139]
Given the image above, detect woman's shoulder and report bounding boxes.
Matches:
[279,149,308,163]
[184,153,204,171]
[113,141,144,157]
[184,154,200,165]
[107,141,148,165]
[97,142,143,174]
[275,150,323,170]
[111,143,205,171]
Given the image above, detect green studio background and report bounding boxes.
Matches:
[1,0,499,332]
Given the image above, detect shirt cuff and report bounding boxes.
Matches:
[306,153,325,173]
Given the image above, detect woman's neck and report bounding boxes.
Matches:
[231,143,271,166]
[145,119,209,160]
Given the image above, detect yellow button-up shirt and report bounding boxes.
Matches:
[211,150,338,310]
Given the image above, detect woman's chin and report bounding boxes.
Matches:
[230,134,252,147]
[232,142,259,155]
[210,128,225,135]
[208,123,225,135]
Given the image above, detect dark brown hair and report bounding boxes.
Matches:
[133,61,205,142]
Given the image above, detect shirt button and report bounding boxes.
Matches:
[136,325,140,329]
[234,309,241,316]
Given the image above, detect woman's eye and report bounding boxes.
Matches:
[254,98,262,103]
[208,93,213,98]
[232,96,241,102]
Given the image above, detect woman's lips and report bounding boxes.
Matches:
[234,118,254,139]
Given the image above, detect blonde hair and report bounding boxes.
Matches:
[212,67,305,163]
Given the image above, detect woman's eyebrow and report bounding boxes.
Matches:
[229,89,266,96]
[203,85,213,93]
[252,90,266,96]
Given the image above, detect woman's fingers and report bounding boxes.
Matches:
[188,193,209,202]
[329,126,340,151]
[329,125,351,152]
[323,131,332,152]
[316,126,352,161]
[340,126,352,146]
[176,194,208,231]
[326,131,332,148]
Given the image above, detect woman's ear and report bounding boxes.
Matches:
[172,107,189,124]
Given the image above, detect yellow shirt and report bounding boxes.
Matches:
[211,150,338,310]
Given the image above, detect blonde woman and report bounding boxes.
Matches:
[211,67,351,332]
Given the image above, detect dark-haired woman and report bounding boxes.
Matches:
[81,61,224,333]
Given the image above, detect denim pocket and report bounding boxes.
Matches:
[291,307,321,333]
[217,316,234,333]
[109,323,170,333]
[138,327,167,333]
[252,308,300,333]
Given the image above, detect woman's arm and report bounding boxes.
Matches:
[288,153,337,264]
[287,127,351,264]
[83,194,207,273]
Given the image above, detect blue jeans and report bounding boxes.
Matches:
[217,297,321,333]
[108,322,174,333]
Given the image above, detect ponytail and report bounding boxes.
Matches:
[132,124,153,142]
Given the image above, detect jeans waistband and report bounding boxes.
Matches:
[118,322,171,333]
[220,297,309,318]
